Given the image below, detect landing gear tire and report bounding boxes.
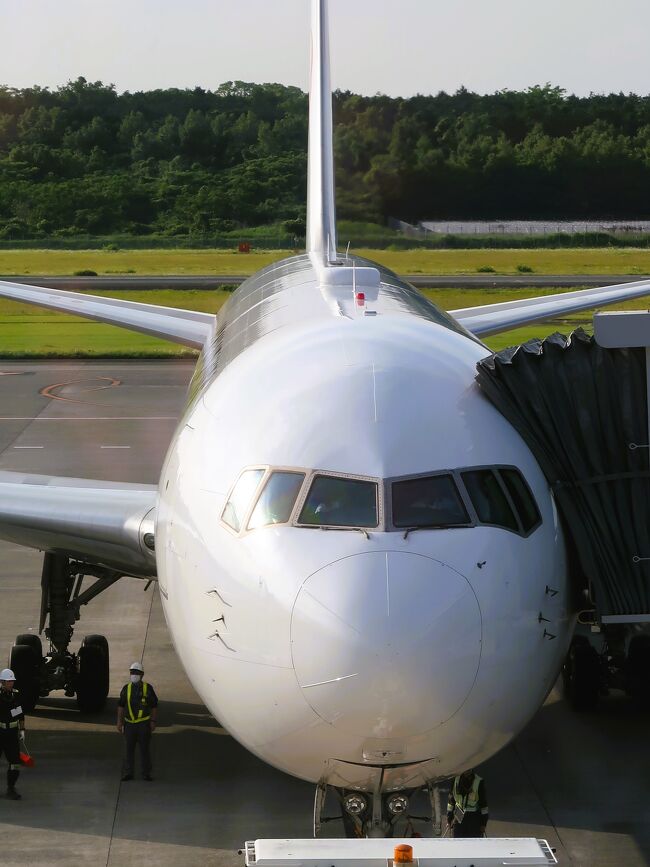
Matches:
[563,636,600,711]
[76,634,109,713]
[15,633,43,659]
[9,642,40,712]
[626,634,650,709]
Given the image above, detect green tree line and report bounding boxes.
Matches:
[1,78,650,239]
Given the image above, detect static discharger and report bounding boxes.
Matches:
[393,845,414,865]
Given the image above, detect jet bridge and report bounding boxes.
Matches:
[475,318,650,708]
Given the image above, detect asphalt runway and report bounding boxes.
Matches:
[4,274,648,290]
[0,361,648,867]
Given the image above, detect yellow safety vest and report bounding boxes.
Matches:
[452,774,482,813]
[125,681,150,723]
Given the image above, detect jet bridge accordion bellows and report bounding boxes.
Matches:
[476,328,650,618]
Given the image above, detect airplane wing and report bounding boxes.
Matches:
[0,471,157,578]
[0,279,215,348]
[450,279,650,337]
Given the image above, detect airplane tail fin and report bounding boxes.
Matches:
[307,0,337,261]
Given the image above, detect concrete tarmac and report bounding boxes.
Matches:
[0,361,647,867]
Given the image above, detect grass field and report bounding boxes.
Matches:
[0,285,647,356]
[3,247,650,276]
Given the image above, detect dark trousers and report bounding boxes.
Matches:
[0,729,20,789]
[123,722,152,776]
[452,811,485,838]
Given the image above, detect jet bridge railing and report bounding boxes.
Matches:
[476,327,650,619]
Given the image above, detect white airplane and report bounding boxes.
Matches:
[1,0,650,837]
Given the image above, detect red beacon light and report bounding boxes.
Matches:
[355,291,366,305]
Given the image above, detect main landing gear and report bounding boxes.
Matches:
[563,628,650,711]
[8,553,122,713]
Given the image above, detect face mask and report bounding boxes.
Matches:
[130,674,142,684]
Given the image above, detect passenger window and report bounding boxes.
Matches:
[248,471,305,530]
[392,475,469,528]
[500,468,540,533]
[462,470,518,531]
[298,475,378,528]
[222,469,264,532]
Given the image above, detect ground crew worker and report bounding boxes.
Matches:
[446,769,488,837]
[117,662,158,781]
[0,668,25,800]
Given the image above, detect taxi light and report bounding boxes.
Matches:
[393,844,413,863]
[343,793,367,815]
[388,794,410,815]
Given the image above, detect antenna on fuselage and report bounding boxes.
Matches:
[306,0,338,264]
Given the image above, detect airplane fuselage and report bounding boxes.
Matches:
[156,254,573,790]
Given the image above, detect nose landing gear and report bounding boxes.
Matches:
[314,781,442,839]
[7,553,123,713]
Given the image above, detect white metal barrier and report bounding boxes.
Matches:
[243,838,557,867]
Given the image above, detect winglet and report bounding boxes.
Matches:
[307,0,337,262]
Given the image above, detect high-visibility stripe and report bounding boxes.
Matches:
[451,774,483,813]
[126,682,150,723]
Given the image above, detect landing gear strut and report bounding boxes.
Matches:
[8,553,123,712]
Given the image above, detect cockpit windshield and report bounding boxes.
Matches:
[222,468,264,532]
[222,464,540,536]
[392,474,469,529]
[248,471,305,530]
[298,475,378,528]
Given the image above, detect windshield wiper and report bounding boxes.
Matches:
[317,526,371,539]
[402,524,447,540]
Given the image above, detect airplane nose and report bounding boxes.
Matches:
[291,551,481,739]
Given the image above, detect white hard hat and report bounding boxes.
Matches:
[0,668,16,681]
[129,661,144,673]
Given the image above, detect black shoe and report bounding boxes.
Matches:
[143,774,153,781]
[121,774,133,782]
[6,788,21,800]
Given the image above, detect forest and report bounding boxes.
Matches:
[1,78,650,239]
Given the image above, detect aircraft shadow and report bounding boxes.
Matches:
[2,692,648,865]
[483,689,650,865]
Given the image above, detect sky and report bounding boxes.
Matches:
[2,0,650,98]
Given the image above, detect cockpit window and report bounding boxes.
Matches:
[462,469,518,531]
[248,471,305,530]
[500,468,540,532]
[222,468,264,532]
[298,475,378,528]
[392,474,469,528]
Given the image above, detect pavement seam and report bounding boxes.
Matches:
[513,739,574,863]
[105,779,122,867]
[105,579,156,866]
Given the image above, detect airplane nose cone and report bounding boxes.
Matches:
[291,552,481,739]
